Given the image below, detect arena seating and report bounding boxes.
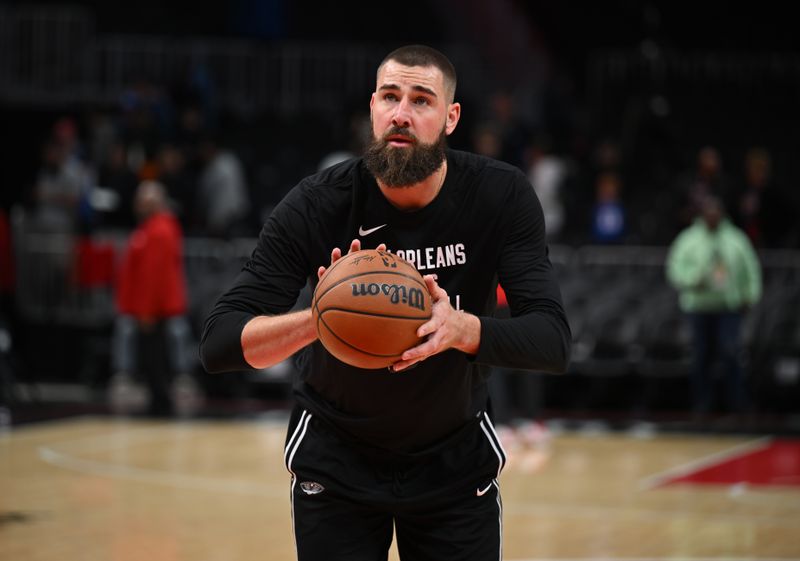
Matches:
[8,220,800,415]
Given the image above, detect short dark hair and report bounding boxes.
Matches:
[378,44,457,102]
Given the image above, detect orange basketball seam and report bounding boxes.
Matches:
[316,315,415,359]
[314,307,427,362]
[318,307,430,321]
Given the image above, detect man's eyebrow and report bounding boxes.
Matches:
[378,83,438,98]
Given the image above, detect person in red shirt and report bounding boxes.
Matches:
[116,180,187,320]
[111,180,194,416]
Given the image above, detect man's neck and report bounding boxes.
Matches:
[377,160,447,211]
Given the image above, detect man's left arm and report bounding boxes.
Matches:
[475,179,571,373]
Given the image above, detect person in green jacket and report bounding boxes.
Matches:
[666,195,762,416]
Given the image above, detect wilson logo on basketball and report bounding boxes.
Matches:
[350,283,426,311]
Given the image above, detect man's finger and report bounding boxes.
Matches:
[402,337,438,361]
[391,358,422,372]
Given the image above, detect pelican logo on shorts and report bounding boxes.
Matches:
[299,481,325,495]
[350,283,426,311]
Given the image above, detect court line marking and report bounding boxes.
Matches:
[727,485,800,510]
[33,423,800,530]
[37,431,800,528]
[504,500,800,528]
[36,423,287,498]
[636,435,773,490]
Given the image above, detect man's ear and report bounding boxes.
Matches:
[445,102,461,136]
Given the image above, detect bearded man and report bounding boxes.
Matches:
[200,44,571,561]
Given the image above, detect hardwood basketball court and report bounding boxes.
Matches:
[2,416,799,560]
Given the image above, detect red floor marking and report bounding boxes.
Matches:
[660,440,800,487]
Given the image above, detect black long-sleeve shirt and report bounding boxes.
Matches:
[200,149,571,453]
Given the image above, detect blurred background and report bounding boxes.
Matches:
[1,0,799,433]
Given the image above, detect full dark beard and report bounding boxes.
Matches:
[363,126,447,187]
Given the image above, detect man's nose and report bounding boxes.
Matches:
[392,99,412,128]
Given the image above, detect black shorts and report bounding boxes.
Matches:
[283,407,507,561]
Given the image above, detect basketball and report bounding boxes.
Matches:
[312,249,432,369]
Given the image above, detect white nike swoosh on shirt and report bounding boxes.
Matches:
[476,483,493,497]
[358,224,388,236]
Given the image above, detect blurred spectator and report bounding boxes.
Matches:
[30,121,94,234]
[590,171,626,244]
[119,78,175,170]
[673,145,733,230]
[476,90,531,169]
[194,134,251,237]
[731,147,798,248]
[172,63,218,142]
[86,109,120,170]
[95,141,139,230]
[110,181,195,416]
[471,123,503,160]
[557,138,620,244]
[155,143,196,230]
[666,195,762,416]
[526,136,566,241]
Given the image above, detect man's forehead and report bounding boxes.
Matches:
[377,60,445,93]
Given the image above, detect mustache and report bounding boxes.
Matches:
[383,127,418,143]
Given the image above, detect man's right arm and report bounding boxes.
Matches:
[199,256,316,373]
[199,235,369,374]
[240,309,317,369]
[199,265,317,373]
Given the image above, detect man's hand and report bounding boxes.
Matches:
[390,275,481,372]
[317,239,387,280]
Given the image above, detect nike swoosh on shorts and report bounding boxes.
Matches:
[476,483,493,496]
[358,224,388,236]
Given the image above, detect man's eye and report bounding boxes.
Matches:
[384,93,398,101]
[414,97,429,105]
